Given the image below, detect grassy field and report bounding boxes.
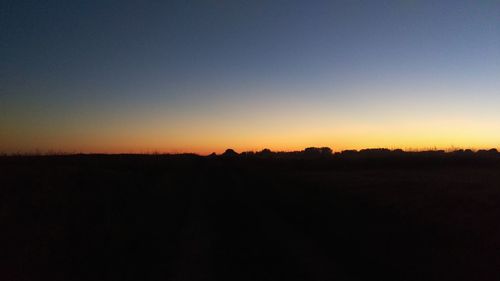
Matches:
[1,154,500,281]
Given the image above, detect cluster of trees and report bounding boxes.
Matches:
[217,147,333,159]
[213,147,500,159]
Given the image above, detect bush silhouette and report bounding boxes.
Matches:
[222,149,238,157]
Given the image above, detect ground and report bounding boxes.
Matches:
[1,155,500,280]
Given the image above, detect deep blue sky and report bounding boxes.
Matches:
[1,0,499,153]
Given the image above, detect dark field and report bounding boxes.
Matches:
[1,154,500,281]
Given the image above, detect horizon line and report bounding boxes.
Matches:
[2,146,499,157]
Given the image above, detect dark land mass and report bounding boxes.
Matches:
[1,150,500,281]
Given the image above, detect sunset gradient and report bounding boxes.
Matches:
[1,0,499,154]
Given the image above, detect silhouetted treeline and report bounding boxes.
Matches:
[3,147,500,172]
[3,148,500,166]
[3,147,498,160]
[214,147,500,160]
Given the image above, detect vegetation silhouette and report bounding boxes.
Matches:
[1,147,500,281]
[221,148,239,158]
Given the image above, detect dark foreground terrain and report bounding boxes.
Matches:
[1,153,500,281]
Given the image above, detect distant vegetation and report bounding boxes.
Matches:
[2,147,499,159]
[214,147,500,159]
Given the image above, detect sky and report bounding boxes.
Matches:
[1,0,499,154]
